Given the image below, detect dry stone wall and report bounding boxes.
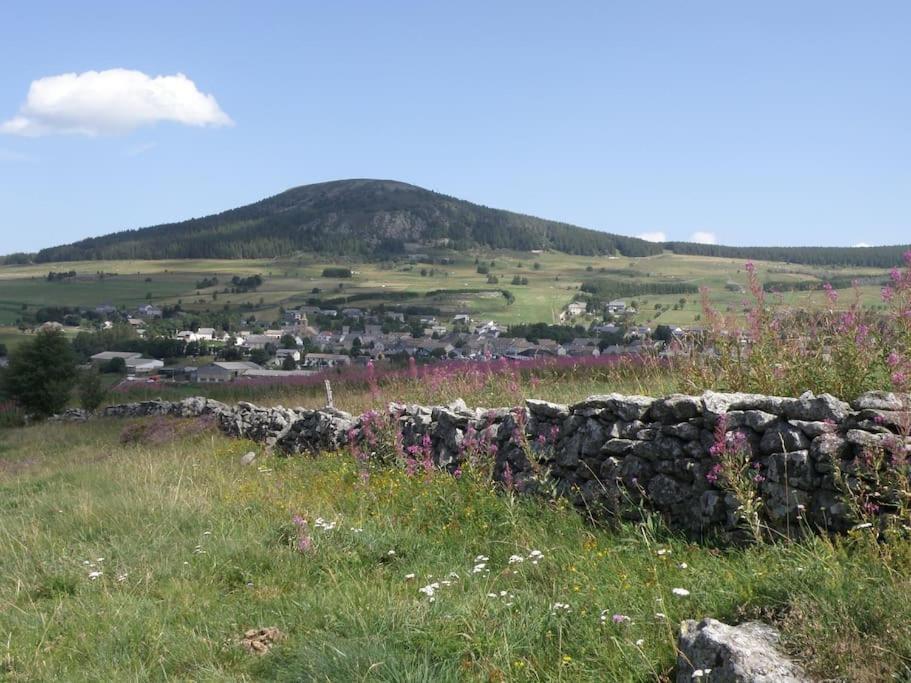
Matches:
[62,390,911,537]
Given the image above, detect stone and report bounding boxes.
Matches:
[648,474,688,506]
[677,618,808,682]
[650,394,703,423]
[573,393,654,421]
[725,410,778,432]
[240,451,256,466]
[601,438,635,455]
[761,450,814,489]
[702,391,786,418]
[526,399,569,419]
[662,421,701,441]
[760,423,810,455]
[782,391,851,422]
[852,390,906,411]
[787,419,835,438]
[810,434,849,473]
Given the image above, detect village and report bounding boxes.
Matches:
[73,297,693,384]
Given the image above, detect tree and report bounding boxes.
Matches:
[2,330,77,416]
[281,355,297,370]
[103,357,127,373]
[250,348,270,366]
[77,369,107,412]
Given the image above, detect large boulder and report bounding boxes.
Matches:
[677,618,808,682]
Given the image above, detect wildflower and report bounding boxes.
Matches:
[472,563,487,574]
[116,573,128,582]
[612,614,631,624]
[527,549,544,564]
[656,549,670,556]
[474,555,489,562]
[635,639,645,646]
[387,550,396,556]
[561,655,572,664]
[655,612,667,620]
[349,527,363,533]
[508,554,524,564]
[292,514,306,527]
[404,573,415,580]
[672,588,690,597]
[551,602,572,613]
[419,582,440,598]
[678,562,688,569]
[88,571,103,580]
[296,535,313,553]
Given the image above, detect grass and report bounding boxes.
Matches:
[2,418,911,681]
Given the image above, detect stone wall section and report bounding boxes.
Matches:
[54,390,910,535]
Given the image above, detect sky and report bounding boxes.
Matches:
[1,1,909,253]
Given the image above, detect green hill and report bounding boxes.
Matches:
[33,179,662,262]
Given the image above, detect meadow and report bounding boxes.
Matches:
[2,416,911,682]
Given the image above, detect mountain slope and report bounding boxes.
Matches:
[35,179,662,262]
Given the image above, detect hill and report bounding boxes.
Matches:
[33,179,662,262]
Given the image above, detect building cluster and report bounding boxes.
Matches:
[82,298,693,383]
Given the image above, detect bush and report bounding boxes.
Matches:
[321,268,352,278]
[77,369,107,412]
[1,330,77,416]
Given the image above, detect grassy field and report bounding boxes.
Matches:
[0,251,892,336]
[1,415,910,681]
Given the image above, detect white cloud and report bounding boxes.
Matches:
[637,231,667,243]
[689,231,717,245]
[1,69,232,136]
[853,242,872,248]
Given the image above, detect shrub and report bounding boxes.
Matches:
[1,330,77,416]
[77,370,107,412]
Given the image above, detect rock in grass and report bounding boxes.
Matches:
[677,618,808,682]
[240,451,257,466]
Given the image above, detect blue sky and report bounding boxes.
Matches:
[1,1,909,253]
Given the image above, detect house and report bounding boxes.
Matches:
[452,314,471,325]
[341,308,364,319]
[302,353,352,369]
[196,361,262,383]
[242,334,275,350]
[90,351,142,366]
[95,304,117,315]
[283,310,303,324]
[566,338,601,356]
[565,302,587,317]
[321,309,338,318]
[242,368,316,379]
[136,304,162,318]
[605,299,627,314]
[474,320,503,337]
[125,357,164,374]
[196,327,218,340]
[385,311,405,323]
[275,348,301,363]
[127,318,146,328]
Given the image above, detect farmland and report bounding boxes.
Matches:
[0,250,893,349]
